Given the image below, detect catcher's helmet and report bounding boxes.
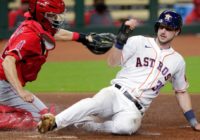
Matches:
[154,10,183,33]
[29,0,65,35]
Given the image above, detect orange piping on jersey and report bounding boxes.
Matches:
[138,51,176,99]
[149,51,175,89]
[131,38,158,95]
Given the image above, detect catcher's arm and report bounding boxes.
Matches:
[54,29,74,41]
[108,19,137,66]
[55,29,115,55]
[54,29,89,41]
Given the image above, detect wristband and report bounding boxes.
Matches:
[184,110,198,128]
[115,42,124,50]
[72,32,80,41]
[77,33,87,43]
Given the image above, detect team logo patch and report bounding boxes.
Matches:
[165,14,172,21]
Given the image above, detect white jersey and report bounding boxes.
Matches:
[111,35,188,109]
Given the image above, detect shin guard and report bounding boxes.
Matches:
[0,105,37,130]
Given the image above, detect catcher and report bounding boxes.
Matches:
[0,0,114,130]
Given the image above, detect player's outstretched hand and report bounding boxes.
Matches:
[115,18,138,49]
[194,123,200,131]
[124,19,138,30]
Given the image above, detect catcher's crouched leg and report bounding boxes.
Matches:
[37,113,57,134]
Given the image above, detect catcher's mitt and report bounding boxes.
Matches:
[37,113,56,134]
[78,33,116,55]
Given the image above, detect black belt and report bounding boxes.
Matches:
[114,84,143,110]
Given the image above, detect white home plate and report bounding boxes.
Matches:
[25,135,78,139]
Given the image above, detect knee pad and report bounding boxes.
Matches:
[0,106,37,130]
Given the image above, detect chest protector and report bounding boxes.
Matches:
[16,19,56,85]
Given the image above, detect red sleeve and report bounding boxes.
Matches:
[6,31,41,61]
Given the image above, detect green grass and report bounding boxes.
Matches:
[161,57,200,93]
[25,61,120,93]
[25,57,200,93]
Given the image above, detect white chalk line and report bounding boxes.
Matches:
[139,131,161,136]
[24,135,78,139]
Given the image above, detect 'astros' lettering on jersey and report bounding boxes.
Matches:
[111,35,188,108]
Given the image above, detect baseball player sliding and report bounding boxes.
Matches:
[0,0,114,130]
[38,10,200,135]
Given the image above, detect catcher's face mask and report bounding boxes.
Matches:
[44,12,66,29]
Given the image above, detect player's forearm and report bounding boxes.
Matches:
[175,91,199,128]
[2,56,24,93]
[175,92,192,112]
[108,19,136,67]
[107,47,122,67]
[54,29,90,43]
[54,29,73,41]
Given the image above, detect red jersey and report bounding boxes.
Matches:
[0,14,55,86]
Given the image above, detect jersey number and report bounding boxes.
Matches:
[152,80,164,94]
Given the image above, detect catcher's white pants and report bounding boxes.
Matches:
[55,86,142,135]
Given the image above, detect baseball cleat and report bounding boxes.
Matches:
[37,113,57,134]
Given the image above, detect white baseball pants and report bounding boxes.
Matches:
[55,86,142,135]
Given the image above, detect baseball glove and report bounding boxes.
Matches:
[79,33,116,55]
[37,113,56,134]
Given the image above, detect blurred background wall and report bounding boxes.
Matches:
[0,0,200,39]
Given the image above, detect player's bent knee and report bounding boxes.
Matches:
[112,124,134,135]
[112,119,141,135]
